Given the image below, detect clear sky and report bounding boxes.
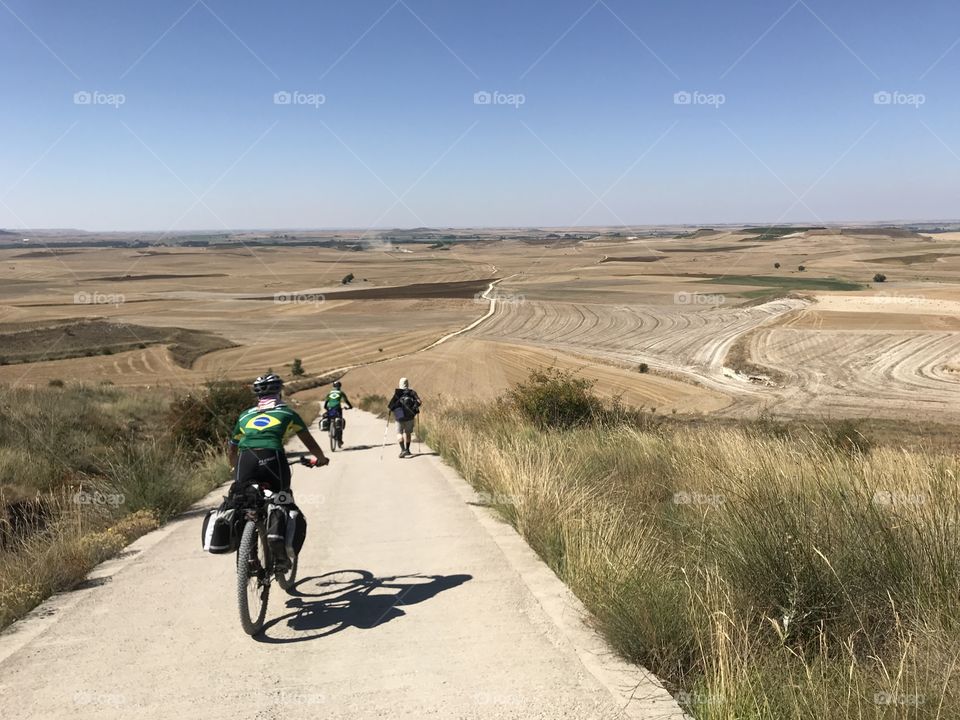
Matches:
[1,0,959,231]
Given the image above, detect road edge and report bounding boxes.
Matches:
[0,484,228,665]
[423,448,689,720]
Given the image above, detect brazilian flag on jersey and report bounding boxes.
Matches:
[231,403,306,450]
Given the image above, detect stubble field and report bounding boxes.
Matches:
[3,226,960,422]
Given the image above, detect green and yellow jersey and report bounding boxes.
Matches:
[230,403,306,450]
[324,389,351,409]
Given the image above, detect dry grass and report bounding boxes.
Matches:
[357,394,390,418]
[422,398,960,719]
[0,384,229,629]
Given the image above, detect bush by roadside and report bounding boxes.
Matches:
[0,384,230,629]
[358,394,390,419]
[421,369,960,719]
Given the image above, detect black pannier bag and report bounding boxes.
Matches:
[288,508,307,554]
[266,505,287,550]
[201,501,239,554]
[266,502,308,559]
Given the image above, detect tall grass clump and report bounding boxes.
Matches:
[358,393,389,418]
[421,369,960,719]
[0,384,230,628]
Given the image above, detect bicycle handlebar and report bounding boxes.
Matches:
[284,451,327,468]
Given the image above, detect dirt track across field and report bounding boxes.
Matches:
[0,411,682,719]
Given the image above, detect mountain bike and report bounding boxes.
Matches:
[322,408,347,452]
[236,452,317,635]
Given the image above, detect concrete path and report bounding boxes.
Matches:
[0,411,683,720]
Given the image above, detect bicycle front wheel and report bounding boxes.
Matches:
[236,520,270,635]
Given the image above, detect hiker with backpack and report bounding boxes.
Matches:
[388,377,421,458]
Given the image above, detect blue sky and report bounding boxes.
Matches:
[1,0,959,231]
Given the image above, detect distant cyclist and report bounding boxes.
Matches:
[323,380,353,422]
[388,377,421,458]
[227,373,328,494]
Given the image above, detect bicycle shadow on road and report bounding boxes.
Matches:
[256,569,471,644]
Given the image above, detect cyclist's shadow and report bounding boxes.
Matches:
[255,569,471,644]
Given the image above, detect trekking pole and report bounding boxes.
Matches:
[417,414,421,455]
[379,416,390,462]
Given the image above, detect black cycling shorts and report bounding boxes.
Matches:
[234,448,291,492]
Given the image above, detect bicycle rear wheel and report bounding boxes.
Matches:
[236,520,270,635]
[276,553,298,592]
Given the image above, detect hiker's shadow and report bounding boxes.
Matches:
[256,569,471,644]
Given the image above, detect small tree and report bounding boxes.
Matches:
[291,358,305,377]
[873,272,887,283]
[638,362,649,373]
[798,265,806,272]
[774,262,781,269]
[341,273,354,285]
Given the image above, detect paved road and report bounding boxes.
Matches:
[0,411,682,720]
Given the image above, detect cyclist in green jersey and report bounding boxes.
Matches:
[227,373,328,493]
[323,380,353,413]
[322,380,353,428]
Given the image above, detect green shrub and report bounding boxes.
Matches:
[291,358,305,377]
[509,367,601,429]
[824,418,872,455]
[167,379,251,451]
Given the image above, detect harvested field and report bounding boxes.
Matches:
[245,277,497,302]
[862,252,960,265]
[473,296,805,399]
[657,245,762,253]
[0,319,235,368]
[325,338,731,415]
[599,256,663,263]
[4,227,960,423]
[90,273,228,282]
